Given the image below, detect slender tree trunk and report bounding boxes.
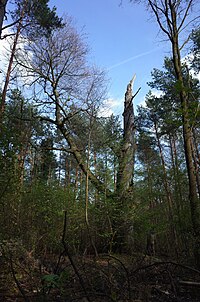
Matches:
[93,151,99,204]
[170,17,200,266]
[193,129,200,166]
[146,163,154,209]
[169,135,183,211]
[0,1,27,122]
[145,0,200,266]
[85,123,98,256]
[191,134,200,198]
[85,140,90,225]
[154,122,179,256]
[67,159,71,193]
[113,155,117,191]
[74,165,79,201]
[79,170,83,204]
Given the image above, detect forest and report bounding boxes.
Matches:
[0,0,200,301]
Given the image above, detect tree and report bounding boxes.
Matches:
[137,94,182,255]
[16,18,108,193]
[116,75,139,198]
[0,88,41,239]
[129,0,200,266]
[12,0,63,39]
[15,16,139,251]
[0,0,63,123]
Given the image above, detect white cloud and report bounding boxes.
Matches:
[182,53,200,81]
[107,47,161,70]
[151,90,164,98]
[137,89,164,109]
[0,30,11,85]
[98,97,123,117]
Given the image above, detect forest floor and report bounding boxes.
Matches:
[1,252,200,302]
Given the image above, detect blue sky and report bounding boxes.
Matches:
[0,0,171,115]
[0,1,198,118]
[50,1,171,115]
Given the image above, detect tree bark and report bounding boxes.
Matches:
[0,0,8,38]
[0,1,27,123]
[58,125,113,198]
[154,122,179,256]
[116,75,138,198]
[172,33,200,267]
[146,0,200,268]
[191,134,200,198]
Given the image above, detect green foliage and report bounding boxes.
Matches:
[0,2,199,288]
[191,28,200,72]
[42,274,60,290]
[41,269,70,296]
[12,0,63,38]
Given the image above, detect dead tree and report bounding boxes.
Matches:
[116,75,140,199]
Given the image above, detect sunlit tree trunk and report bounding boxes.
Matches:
[116,75,138,198]
[169,135,183,210]
[173,42,200,266]
[191,134,200,198]
[85,120,98,256]
[141,0,200,268]
[93,151,99,204]
[74,165,79,201]
[0,1,27,123]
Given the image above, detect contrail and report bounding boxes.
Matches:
[107,47,161,70]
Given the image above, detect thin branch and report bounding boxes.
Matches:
[9,256,30,302]
[1,32,16,39]
[179,15,200,35]
[148,0,172,41]
[177,0,193,33]
[102,254,131,300]
[0,178,11,201]
[180,33,192,51]
[131,260,200,276]
[45,146,76,153]
[39,116,56,125]
[61,210,91,302]
[132,87,141,100]
[1,18,21,32]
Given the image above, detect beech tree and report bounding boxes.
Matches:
[15,16,138,251]
[15,17,108,191]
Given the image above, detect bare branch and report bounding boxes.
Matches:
[1,18,21,32]
[177,0,193,33]
[148,0,172,40]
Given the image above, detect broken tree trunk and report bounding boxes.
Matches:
[116,75,140,199]
[111,75,140,252]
